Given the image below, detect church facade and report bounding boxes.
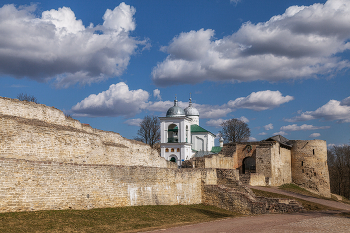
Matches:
[159,97,220,166]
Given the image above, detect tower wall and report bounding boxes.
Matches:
[291,140,331,197]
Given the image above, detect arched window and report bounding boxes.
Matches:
[177,148,180,152]
[165,148,169,152]
[170,157,176,162]
[186,125,189,143]
[171,148,174,152]
[168,124,178,143]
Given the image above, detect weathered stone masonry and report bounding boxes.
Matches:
[0,157,203,212]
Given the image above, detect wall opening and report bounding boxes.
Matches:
[313,149,315,155]
[168,124,178,143]
[242,157,256,174]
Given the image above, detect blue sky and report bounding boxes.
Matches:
[0,0,349,146]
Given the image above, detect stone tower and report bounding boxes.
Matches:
[291,140,331,197]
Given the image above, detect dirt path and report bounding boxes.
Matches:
[247,185,350,211]
[143,211,350,233]
[143,187,350,232]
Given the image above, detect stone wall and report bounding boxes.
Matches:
[291,140,331,197]
[0,157,202,213]
[0,97,174,168]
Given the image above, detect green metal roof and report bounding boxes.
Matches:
[190,124,209,132]
[211,146,222,153]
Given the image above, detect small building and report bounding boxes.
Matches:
[159,97,219,166]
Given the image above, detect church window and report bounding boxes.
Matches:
[165,148,169,152]
[171,148,174,152]
[177,148,180,152]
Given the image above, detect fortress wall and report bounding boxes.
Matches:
[0,115,171,167]
[256,146,272,178]
[0,157,202,213]
[291,140,331,197]
[269,144,292,186]
[0,96,173,168]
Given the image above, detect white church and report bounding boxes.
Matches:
[159,97,223,166]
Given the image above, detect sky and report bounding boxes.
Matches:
[0,0,349,146]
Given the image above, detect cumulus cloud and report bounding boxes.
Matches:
[285,97,350,123]
[71,82,149,117]
[153,89,161,100]
[0,3,146,88]
[238,116,249,123]
[280,124,330,131]
[206,119,226,127]
[71,84,293,119]
[273,131,288,136]
[264,123,273,130]
[309,133,321,138]
[228,91,293,111]
[152,0,350,86]
[258,132,267,136]
[249,137,257,142]
[124,118,142,126]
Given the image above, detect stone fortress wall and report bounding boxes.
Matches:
[0,96,316,213]
[0,97,173,168]
[291,140,331,197]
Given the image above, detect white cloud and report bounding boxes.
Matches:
[152,0,350,86]
[309,133,321,138]
[341,96,350,106]
[153,89,161,100]
[206,119,225,127]
[238,116,249,123]
[264,123,273,130]
[285,97,350,123]
[228,91,293,111]
[273,131,288,136]
[230,0,241,5]
[124,118,142,126]
[258,132,267,136]
[0,3,146,88]
[71,82,149,117]
[280,124,330,131]
[249,137,257,142]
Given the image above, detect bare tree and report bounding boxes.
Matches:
[17,93,39,104]
[219,118,250,143]
[134,115,160,148]
[328,144,350,199]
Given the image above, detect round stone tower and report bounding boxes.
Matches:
[290,140,331,197]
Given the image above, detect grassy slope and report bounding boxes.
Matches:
[251,188,337,211]
[0,204,243,233]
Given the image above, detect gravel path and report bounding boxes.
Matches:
[247,185,350,211]
[143,187,350,232]
[144,211,350,233]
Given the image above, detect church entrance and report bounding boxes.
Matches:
[242,157,256,174]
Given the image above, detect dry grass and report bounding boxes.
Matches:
[0,204,242,233]
[251,188,337,211]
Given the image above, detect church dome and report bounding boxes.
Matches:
[184,98,199,116]
[166,97,186,117]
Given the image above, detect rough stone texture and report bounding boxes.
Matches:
[0,97,175,168]
[0,157,202,213]
[291,140,331,197]
[204,154,234,169]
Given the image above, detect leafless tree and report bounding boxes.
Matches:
[134,115,160,148]
[328,144,350,199]
[219,118,250,143]
[17,93,39,104]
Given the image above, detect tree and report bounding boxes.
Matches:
[17,93,39,104]
[135,115,160,148]
[219,118,250,143]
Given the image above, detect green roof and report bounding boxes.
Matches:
[211,146,222,153]
[190,124,209,132]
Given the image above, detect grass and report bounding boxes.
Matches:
[0,204,243,233]
[278,183,350,205]
[251,188,337,211]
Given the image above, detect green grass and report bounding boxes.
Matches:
[0,204,243,233]
[251,188,337,211]
[278,183,350,205]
